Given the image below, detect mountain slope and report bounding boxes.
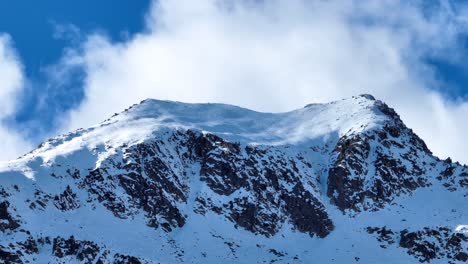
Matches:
[0,95,466,263]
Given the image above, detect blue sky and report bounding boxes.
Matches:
[0,0,150,137]
[0,0,148,72]
[0,0,467,163]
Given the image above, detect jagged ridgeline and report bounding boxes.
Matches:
[0,95,466,263]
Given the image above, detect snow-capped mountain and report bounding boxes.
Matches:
[0,95,466,263]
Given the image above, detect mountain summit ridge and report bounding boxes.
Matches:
[0,95,466,263]
[10,94,394,165]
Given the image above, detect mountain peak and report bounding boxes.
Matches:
[12,95,402,165]
[97,95,395,147]
[357,93,376,100]
[0,95,466,263]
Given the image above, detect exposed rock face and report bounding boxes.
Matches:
[367,226,468,263]
[187,131,333,237]
[0,95,466,263]
[0,201,20,232]
[52,236,99,260]
[327,100,433,212]
[0,236,149,264]
[75,130,334,238]
[54,186,80,211]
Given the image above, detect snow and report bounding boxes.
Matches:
[7,95,386,167]
[456,225,468,234]
[0,94,466,263]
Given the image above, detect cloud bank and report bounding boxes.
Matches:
[56,0,468,164]
[0,34,31,160]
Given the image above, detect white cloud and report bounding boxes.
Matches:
[0,34,31,161]
[59,0,468,164]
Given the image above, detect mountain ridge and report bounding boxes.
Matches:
[0,94,466,263]
[6,94,397,163]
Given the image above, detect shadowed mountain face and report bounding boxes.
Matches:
[0,95,466,263]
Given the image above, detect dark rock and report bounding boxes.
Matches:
[114,254,143,264]
[359,94,376,100]
[282,184,334,238]
[0,201,20,232]
[54,186,80,211]
[369,226,467,263]
[328,121,430,212]
[0,246,21,263]
[53,236,100,262]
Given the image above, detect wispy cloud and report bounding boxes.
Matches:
[50,21,83,45]
[0,34,31,160]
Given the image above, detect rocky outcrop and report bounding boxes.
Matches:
[0,236,148,264]
[0,201,20,232]
[367,226,468,263]
[327,102,433,212]
[187,131,334,237]
[53,236,100,261]
[53,186,80,211]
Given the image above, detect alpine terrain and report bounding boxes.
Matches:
[0,94,466,263]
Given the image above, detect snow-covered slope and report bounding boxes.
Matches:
[0,95,466,263]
